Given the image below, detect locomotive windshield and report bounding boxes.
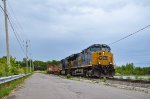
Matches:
[85,44,111,52]
[101,45,111,52]
[91,47,101,52]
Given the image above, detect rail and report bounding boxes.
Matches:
[0,73,30,84]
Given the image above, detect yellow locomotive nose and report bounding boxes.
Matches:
[92,51,114,66]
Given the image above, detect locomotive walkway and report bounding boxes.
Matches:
[6,73,150,99]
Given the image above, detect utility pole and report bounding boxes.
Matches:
[26,41,28,74]
[32,61,34,71]
[30,56,32,72]
[29,41,32,72]
[3,0,10,66]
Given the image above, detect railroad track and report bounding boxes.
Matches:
[56,74,150,93]
[108,77,150,84]
[106,77,150,89]
[62,75,150,89]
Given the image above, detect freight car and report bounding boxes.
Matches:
[60,44,115,77]
[47,64,60,74]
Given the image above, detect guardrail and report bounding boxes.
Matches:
[0,73,30,84]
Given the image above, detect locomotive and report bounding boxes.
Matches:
[60,44,115,77]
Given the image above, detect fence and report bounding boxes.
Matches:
[0,74,30,84]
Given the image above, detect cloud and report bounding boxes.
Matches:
[0,0,150,66]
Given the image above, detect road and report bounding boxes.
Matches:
[6,73,150,99]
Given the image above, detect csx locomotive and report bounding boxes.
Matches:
[60,44,115,77]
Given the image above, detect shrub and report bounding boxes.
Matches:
[135,76,138,80]
[66,74,71,79]
[103,77,107,82]
[126,77,131,79]
[138,77,143,80]
[119,76,123,79]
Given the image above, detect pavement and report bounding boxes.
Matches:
[6,73,150,99]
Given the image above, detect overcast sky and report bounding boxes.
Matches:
[0,0,150,66]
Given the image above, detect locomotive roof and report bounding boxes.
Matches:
[82,44,110,51]
[62,44,111,60]
[65,53,79,60]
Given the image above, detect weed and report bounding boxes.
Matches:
[66,74,71,79]
[119,76,123,79]
[126,77,131,79]
[0,74,31,99]
[135,76,138,80]
[103,77,107,82]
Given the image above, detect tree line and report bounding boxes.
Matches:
[0,56,60,77]
[115,63,150,75]
[1,56,149,76]
[32,60,60,70]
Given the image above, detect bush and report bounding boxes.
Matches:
[66,74,71,79]
[119,76,123,79]
[135,76,138,80]
[126,77,131,79]
[0,56,27,77]
[103,77,107,82]
[138,77,143,80]
[0,63,10,77]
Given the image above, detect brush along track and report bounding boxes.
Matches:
[106,78,150,88]
[82,77,150,93]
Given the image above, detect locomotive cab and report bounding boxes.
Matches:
[91,45,115,77]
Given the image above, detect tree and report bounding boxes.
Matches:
[115,63,150,75]
[0,56,26,77]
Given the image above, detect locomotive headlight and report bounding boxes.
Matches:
[99,62,101,64]
[103,51,105,55]
[110,62,112,64]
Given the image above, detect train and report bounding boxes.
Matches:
[60,44,115,77]
[47,64,61,74]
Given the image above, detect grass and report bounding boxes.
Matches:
[103,77,107,82]
[126,77,131,80]
[119,76,123,79]
[66,74,71,79]
[40,71,47,74]
[0,74,32,99]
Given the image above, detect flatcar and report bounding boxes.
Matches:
[60,44,115,77]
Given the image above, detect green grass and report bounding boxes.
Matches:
[66,74,71,79]
[0,74,31,99]
[39,71,47,74]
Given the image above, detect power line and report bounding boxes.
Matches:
[0,7,4,30]
[0,3,26,55]
[7,16,26,55]
[109,25,150,45]
[7,11,24,44]
[0,4,3,10]
[5,4,25,54]
[3,0,10,66]
[7,1,25,43]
